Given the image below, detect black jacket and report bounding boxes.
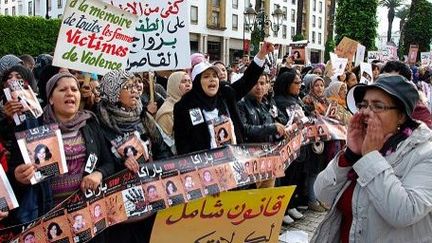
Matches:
[174,61,264,155]
[238,94,287,143]
[98,111,172,172]
[7,117,116,225]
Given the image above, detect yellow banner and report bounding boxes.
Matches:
[150,186,295,243]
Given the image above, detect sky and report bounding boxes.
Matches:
[377,0,432,35]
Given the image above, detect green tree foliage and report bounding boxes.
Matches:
[324,39,335,62]
[0,16,61,57]
[402,0,432,55]
[334,0,378,50]
[292,34,305,42]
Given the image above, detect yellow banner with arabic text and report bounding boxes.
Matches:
[150,186,295,243]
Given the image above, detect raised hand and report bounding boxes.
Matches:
[346,112,366,155]
[361,111,393,155]
[3,100,23,119]
[257,41,275,60]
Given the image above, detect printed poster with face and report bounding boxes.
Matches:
[111,131,150,164]
[180,171,204,201]
[15,124,68,184]
[85,184,108,235]
[43,208,74,243]
[3,79,43,126]
[408,44,419,64]
[330,52,348,80]
[162,176,186,207]
[0,165,18,212]
[20,223,46,243]
[106,0,191,72]
[359,62,373,84]
[198,167,221,196]
[53,0,138,75]
[65,192,93,243]
[142,180,167,212]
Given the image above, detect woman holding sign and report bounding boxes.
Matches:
[96,70,171,172]
[10,73,115,225]
[173,42,273,155]
[313,75,432,242]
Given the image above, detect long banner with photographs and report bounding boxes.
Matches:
[0,116,346,243]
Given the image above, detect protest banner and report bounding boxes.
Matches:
[420,52,431,66]
[150,186,295,243]
[335,37,358,64]
[408,44,419,65]
[52,0,138,75]
[3,116,347,242]
[108,0,190,72]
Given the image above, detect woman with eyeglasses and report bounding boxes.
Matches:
[95,70,171,243]
[96,70,172,173]
[312,75,432,243]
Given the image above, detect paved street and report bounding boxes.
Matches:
[279,209,327,242]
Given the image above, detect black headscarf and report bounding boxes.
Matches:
[273,70,297,96]
[1,65,37,91]
[189,72,220,111]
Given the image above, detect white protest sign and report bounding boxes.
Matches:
[359,62,373,85]
[367,51,380,63]
[53,0,138,75]
[420,52,431,66]
[354,44,366,67]
[330,52,348,81]
[107,0,191,72]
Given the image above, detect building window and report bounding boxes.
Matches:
[232,14,238,30]
[191,6,198,24]
[4,0,7,4]
[57,0,62,9]
[5,8,8,15]
[58,14,62,18]
[312,15,316,27]
[212,0,220,8]
[313,0,316,11]
[291,27,295,37]
[312,31,316,43]
[291,9,295,22]
[292,0,295,4]
[211,11,219,26]
[283,6,287,20]
[232,0,238,9]
[28,1,33,15]
[319,1,323,13]
[12,6,16,15]
[318,17,322,28]
[318,32,322,44]
[282,25,287,39]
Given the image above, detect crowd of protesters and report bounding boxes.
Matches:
[1,43,432,243]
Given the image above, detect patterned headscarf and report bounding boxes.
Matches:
[0,55,23,76]
[100,70,134,104]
